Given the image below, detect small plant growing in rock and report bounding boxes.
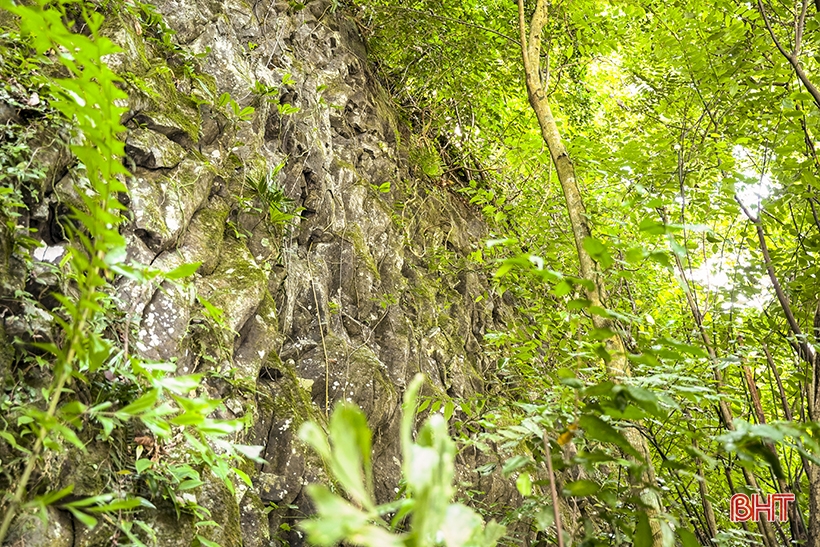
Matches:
[252,80,278,99]
[297,374,505,547]
[217,91,255,123]
[244,161,297,227]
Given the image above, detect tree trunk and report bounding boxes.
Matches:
[516,1,665,545]
[693,439,718,541]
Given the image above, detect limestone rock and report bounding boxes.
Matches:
[5,508,73,547]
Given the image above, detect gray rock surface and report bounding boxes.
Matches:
[0,0,519,545]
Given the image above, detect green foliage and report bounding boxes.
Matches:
[5,0,820,544]
[358,0,820,544]
[298,374,505,547]
[217,91,255,122]
[0,1,259,544]
[409,140,443,179]
[243,161,297,227]
[372,181,392,193]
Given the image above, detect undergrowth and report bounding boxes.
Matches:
[0,1,262,545]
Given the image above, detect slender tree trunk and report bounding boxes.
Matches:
[693,438,719,542]
[736,199,820,546]
[515,1,665,545]
[809,468,820,547]
[668,246,777,547]
[743,364,800,544]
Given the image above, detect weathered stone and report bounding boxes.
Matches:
[239,489,271,547]
[233,291,280,383]
[4,304,52,343]
[134,280,194,361]
[5,507,73,547]
[125,127,187,169]
[255,471,299,505]
[197,478,243,547]
[128,158,213,253]
[195,237,267,335]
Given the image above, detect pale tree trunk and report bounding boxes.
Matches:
[515,1,665,545]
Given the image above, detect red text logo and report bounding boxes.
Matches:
[730,493,795,522]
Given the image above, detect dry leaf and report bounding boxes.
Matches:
[134,435,154,447]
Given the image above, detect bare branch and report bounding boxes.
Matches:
[735,195,816,365]
[756,0,820,110]
[542,434,565,547]
[796,0,809,56]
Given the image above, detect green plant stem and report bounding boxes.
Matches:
[542,433,564,547]
[0,300,92,544]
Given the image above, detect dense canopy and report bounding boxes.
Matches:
[358,1,820,545]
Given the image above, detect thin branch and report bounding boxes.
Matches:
[764,343,812,482]
[735,196,815,366]
[543,433,565,547]
[757,0,793,59]
[756,0,820,110]
[795,0,809,56]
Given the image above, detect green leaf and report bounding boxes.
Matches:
[502,455,532,476]
[179,479,206,490]
[33,485,74,507]
[165,261,201,279]
[135,458,152,474]
[638,218,667,235]
[116,389,159,418]
[534,507,554,531]
[553,279,572,297]
[157,374,202,394]
[67,508,98,529]
[677,528,699,547]
[233,468,253,487]
[620,385,664,418]
[579,414,641,459]
[299,485,372,546]
[298,422,331,460]
[443,400,455,421]
[195,535,222,547]
[494,262,513,278]
[86,498,143,513]
[563,479,599,497]
[633,513,652,546]
[328,403,374,511]
[440,503,484,547]
[583,236,614,269]
[401,374,426,462]
[233,444,267,463]
[516,472,532,497]
[647,251,671,268]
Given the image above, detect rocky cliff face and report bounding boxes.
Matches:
[1,1,517,545]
